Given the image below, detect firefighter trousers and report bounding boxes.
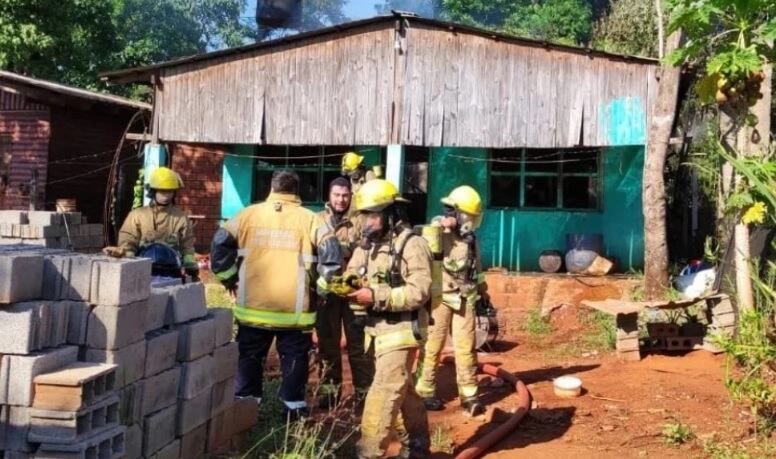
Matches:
[235,324,311,407]
[357,347,430,459]
[415,301,478,399]
[316,296,375,395]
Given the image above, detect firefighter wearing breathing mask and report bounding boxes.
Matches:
[415,185,487,417]
[345,179,432,459]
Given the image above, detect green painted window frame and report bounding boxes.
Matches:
[253,146,342,205]
[487,148,603,212]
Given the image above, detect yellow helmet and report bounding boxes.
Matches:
[354,179,409,212]
[148,167,183,191]
[441,185,482,216]
[341,152,364,173]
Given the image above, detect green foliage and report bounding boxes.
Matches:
[439,0,593,45]
[662,421,695,446]
[523,309,553,336]
[592,0,659,57]
[430,425,454,454]
[582,310,616,349]
[703,437,776,459]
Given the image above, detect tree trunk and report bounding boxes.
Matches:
[643,30,683,300]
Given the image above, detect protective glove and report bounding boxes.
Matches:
[102,246,125,258]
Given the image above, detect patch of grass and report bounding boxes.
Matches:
[242,379,358,459]
[703,438,776,459]
[430,425,454,454]
[522,310,552,336]
[662,421,695,446]
[581,310,616,350]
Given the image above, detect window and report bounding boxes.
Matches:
[488,148,601,210]
[253,145,352,204]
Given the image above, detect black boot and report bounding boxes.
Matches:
[461,396,484,416]
[422,396,444,411]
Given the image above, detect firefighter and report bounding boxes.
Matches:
[210,171,342,419]
[316,177,375,409]
[415,185,487,416]
[103,166,198,280]
[341,151,377,193]
[345,179,432,458]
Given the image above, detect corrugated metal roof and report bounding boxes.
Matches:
[0,71,150,110]
[102,13,658,84]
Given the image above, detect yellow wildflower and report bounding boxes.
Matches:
[741,201,767,225]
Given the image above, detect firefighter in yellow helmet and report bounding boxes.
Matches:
[415,185,487,416]
[210,171,342,419]
[341,151,378,193]
[345,179,432,458]
[104,166,199,279]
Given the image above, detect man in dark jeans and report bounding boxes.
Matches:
[316,177,375,408]
[210,171,342,418]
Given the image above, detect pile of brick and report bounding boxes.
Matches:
[0,245,256,458]
[0,210,102,251]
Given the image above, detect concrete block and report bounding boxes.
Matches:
[32,362,116,411]
[42,254,69,300]
[141,366,181,416]
[89,257,151,306]
[206,406,234,454]
[67,255,94,301]
[36,425,125,459]
[0,354,10,404]
[232,396,258,433]
[27,211,61,226]
[145,329,179,377]
[145,288,170,332]
[175,316,215,362]
[143,405,176,457]
[712,311,736,327]
[66,301,91,345]
[210,308,234,347]
[6,407,33,452]
[0,301,49,353]
[0,253,43,303]
[119,380,144,426]
[212,342,238,383]
[7,346,79,406]
[150,276,182,288]
[617,349,641,361]
[616,312,639,336]
[179,355,215,400]
[124,424,142,459]
[0,210,27,224]
[177,389,212,436]
[47,300,70,348]
[147,439,180,459]
[210,377,235,416]
[86,301,146,350]
[164,282,207,324]
[180,423,208,459]
[84,339,147,388]
[28,395,119,443]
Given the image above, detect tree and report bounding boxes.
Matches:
[593,0,659,57]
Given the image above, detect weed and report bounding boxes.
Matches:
[522,310,552,336]
[703,438,776,459]
[630,283,645,301]
[430,425,454,454]
[205,281,236,308]
[581,310,616,350]
[662,421,695,446]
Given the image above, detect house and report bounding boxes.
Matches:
[0,71,150,227]
[103,13,657,269]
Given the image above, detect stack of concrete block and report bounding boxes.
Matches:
[0,210,103,251]
[29,362,125,458]
[1,245,246,459]
[703,294,737,352]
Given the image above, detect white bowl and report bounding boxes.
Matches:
[553,376,582,398]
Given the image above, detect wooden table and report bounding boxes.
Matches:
[581,294,736,361]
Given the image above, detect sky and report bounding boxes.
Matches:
[244,1,422,24]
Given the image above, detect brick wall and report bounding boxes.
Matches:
[170,143,225,252]
[0,108,51,211]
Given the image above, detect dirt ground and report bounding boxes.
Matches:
[311,302,771,459]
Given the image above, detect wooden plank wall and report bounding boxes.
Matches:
[399,25,657,148]
[157,23,396,145]
[155,22,657,148]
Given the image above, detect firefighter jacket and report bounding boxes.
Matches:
[117,204,196,268]
[346,225,433,356]
[439,227,486,310]
[210,192,342,330]
[350,169,377,194]
[318,203,361,262]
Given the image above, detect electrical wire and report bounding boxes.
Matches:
[47,156,138,186]
[47,144,140,165]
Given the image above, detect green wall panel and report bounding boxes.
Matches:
[221,145,255,219]
[427,146,644,272]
